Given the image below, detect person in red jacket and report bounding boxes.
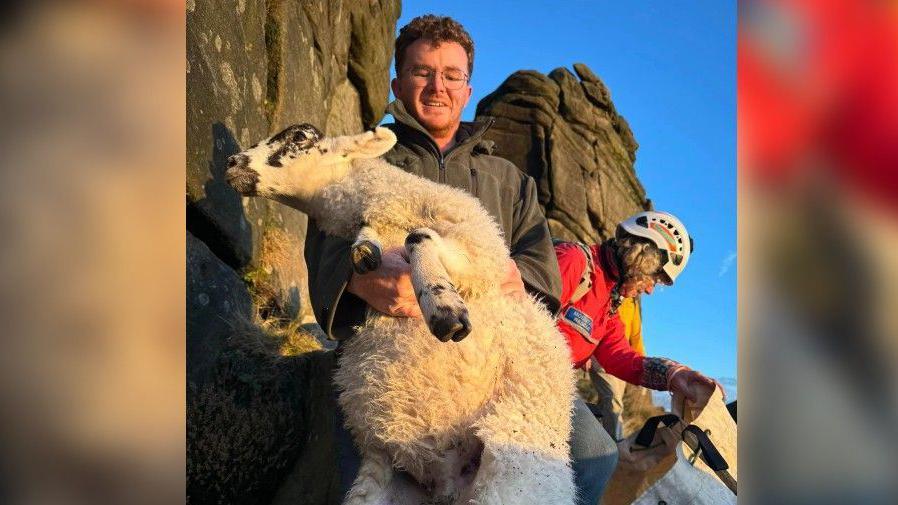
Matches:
[560,210,722,504]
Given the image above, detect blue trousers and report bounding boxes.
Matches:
[570,398,620,505]
[335,397,619,504]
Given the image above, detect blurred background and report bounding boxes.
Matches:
[739,0,898,503]
[0,1,185,503]
[0,0,895,504]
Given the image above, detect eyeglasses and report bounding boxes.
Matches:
[404,65,469,90]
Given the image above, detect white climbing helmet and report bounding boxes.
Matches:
[617,211,693,284]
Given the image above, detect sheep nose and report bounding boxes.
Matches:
[227,153,248,169]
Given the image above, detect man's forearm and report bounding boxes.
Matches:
[510,178,562,313]
[304,220,366,339]
[514,255,561,313]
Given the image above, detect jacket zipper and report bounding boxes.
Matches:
[469,167,478,197]
[399,118,494,187]
[453,119,493,196]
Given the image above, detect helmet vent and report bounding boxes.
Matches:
[671,252,683,266]
[636,216,648,227]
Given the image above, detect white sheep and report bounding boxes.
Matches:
[226,124,577,505]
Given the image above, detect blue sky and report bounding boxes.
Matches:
[393,1,737,385]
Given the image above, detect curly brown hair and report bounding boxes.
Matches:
[394,15,475,77]
[611,235,666,284]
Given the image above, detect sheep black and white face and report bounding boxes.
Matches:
[225,123,324,196]
[225,124,397,202]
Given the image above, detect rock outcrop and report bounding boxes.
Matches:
[187,0,400,325]
[186,1,399,503]
[476,63,650,243]
[186,231,254,386]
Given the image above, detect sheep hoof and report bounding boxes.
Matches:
[451,311,472,342]
[351,240,382,274]
[429,309,472,342]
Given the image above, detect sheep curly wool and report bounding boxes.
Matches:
[226,124,577,505]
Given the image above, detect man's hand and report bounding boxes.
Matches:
[668,367,726,405]
[347,247,422,318]
[348,253,523,316]
[501,259,526,298]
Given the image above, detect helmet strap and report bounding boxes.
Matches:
[610,242,626,316]
[609,283,623,316]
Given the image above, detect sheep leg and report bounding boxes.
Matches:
[343,446,394,505]
[462,442,575,505]
[351,225,383,274]
[404,228,471,342]
[465,358,577,504]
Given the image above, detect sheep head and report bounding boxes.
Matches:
[225,124,397,205]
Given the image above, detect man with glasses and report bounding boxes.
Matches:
[306,14,560,335]
[304,13,592,502]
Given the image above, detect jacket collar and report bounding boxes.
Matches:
[385,99,431,138]
[385,99,495,155]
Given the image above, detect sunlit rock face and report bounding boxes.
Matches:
[476,63,649,244]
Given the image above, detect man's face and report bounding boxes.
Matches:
[620,273,667,299]
[391,39,472,139]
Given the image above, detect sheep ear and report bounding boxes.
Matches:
[345,127,397,159]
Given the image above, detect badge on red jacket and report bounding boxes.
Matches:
[561,306,595,343]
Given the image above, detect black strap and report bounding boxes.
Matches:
[681,425,729,471]
[635,414,681,447]
[682,424,738,494]
[633,414,737,494]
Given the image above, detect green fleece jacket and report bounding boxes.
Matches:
[305,100,562,339]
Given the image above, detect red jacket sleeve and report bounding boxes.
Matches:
[592,314,645,384]
[554,242,587,306]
